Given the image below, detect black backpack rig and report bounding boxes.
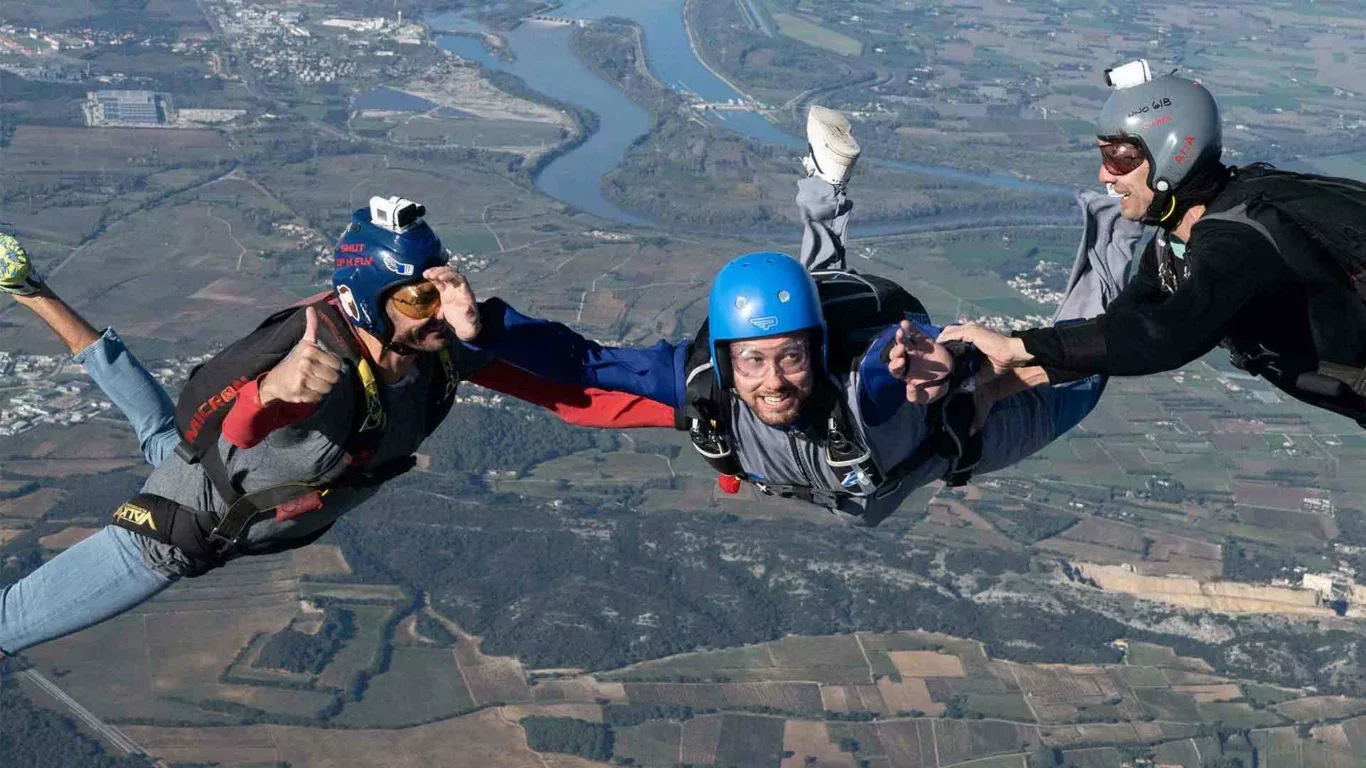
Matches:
[674,270,984,515]
[110,294,459,571]
[1194,165,1366,424]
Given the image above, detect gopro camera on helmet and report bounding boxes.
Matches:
[1103,59,1152,90]
[369,195,426,233]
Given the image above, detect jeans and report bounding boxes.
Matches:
[72,328,180,466]
[970,373,1105,479]
[0,329,178,654]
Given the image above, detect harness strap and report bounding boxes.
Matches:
[937,391,983,488]
[110,492,343,574]
[110,494,225,575]
[750,482,839,510]
[1230,344,1366,427]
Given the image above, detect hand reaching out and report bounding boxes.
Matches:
[936,323,1033,370]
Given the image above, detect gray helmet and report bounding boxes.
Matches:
[1097,70,1222,222]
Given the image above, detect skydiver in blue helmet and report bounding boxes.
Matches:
[457,106,1134,526]
[0,201,667,657]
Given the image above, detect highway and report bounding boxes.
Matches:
[19,668,156,761]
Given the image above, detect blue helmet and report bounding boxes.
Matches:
[707,251,826,388]
[332,207,447,341]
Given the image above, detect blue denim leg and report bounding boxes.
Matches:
[0,526,172,654]
[972,375,1105,476]
[72,328,179,467]
[1046,374,1107,441]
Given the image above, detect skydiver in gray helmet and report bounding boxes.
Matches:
[941,59,1366,427]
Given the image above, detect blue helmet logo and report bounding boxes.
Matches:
[707,252,826,388]
[381,253,415,277]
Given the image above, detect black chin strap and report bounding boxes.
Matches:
[383,340,422,356]
[1142,190,1180,227]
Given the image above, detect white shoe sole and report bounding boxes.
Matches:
[806,105,860,185]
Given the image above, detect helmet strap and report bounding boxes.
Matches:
[1141,191,1179,227]
[381,338,420,356]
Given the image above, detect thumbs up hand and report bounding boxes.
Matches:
[259,306,345,406]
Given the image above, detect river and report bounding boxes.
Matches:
[429,2,1074,231]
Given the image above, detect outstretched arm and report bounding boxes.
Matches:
[469,359,675,429]
[473,297,688,410]
[942,223,1291,377]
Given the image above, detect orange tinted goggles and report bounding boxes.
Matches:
[389,281,441,320]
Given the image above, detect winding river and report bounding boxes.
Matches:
[429,1,1073,230]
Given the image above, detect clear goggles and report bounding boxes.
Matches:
[730,339,812,379]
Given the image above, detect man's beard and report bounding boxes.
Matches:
[744,385,807,427]
[395,319,451,352]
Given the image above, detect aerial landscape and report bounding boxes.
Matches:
[3,0,1366,766]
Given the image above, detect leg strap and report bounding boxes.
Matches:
[111,494,223,575]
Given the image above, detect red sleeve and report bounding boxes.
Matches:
[469,359,675,429]
[222,374,320,449]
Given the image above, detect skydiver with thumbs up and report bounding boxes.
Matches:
[0,198,675,656]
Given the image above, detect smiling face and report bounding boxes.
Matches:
[1098,139,1154,221]
[727,331,816,427]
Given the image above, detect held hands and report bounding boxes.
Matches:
[259,306,344,406]
[936,323,1033,370]
[887,320,956,404]
[423,265,481,341]
[967,365,1053,434]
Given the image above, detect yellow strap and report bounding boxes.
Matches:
[356,358,385,431]
[1157,194,1178,223]
[438,348,456,381]
[437,348,458,400]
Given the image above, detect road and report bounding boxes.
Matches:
[19,668,159,762]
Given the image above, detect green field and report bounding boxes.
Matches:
[607,645,787,682]
[965,693,1037,721]
[1115,666,1169,688]
[222,686,339,720]
[332,646,475,727]
[1251,727,1354,768]
[388,117,565,150]
[1244,682,1301,708]
[1134,689,1202,722]
[1124,643,1202,670]
[1061,746,1122,767]
[615,721,684,767]
[1196,701,1286,729]
[315,604,397,691]
[770,12,864,56]
[934,719,1040,765]
[1152,738,1206,767]
[715,714,786,767]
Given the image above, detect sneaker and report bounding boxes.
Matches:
[804,105,860,186]
[0,233,45,296]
